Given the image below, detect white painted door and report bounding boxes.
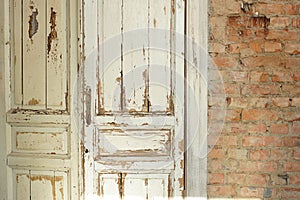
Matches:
[2,0,79,199]
[83,0,185,199]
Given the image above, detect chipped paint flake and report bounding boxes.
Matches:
[47,7,58,54]
[28,8,39,39]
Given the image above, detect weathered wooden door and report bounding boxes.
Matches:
[83,0,185,198]
[2,0,79,199]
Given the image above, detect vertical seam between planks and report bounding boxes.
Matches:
[21,0,24,106]
[120,0,124,111]
[183,0,187,193]
[45,0,48,109]
[147,0,150,112]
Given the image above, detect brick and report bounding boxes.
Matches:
[284,137,300,147]
[247,174,267,186]
[227,97,248,108]
[224,83,240,95]
[294,149,300,160]
[208,173,225,184]
[293,122,300,134]
[284,161,300,171]
[286,58,300,69]
[240,48,255,58]
[271,174,288,185]
[241,56,282,67]
[226,109,241,121]
[265,4,283,15]
[209,148,226,158]
[207,185,236,197]
[272,98,290,108]
[223,136,238,146]
[239,161,277,172]
[270,149,286,160]
[282,85,300,95]
[264,42,282,52]
[243,136,282,147]
[229,43,248,54]
[208,159,223,171]
[225,0,241,14]
[242,109,280,121]
[229,71,248,82]
[210,0,226,15]
[250,149,269,160]
[248,98,269,108]
[285,44,300,55]
[282,188,300,198]
[227,173,247,184]
[267,30,298,41]
[270,17,290,28]
[227,148,248,160]
[242,84,280,95]
[272,71,293,82]
[209,43,226,53]
[211,26,226,41]
[249,41,263,53]
[248,123,267,133]
[223,159,239,171]
[213,56,239,68]
[240,187,264,197]
[228,122,247,133]
[292,17,300,27]
[250,71,270,82]
[270,123,289,134]
[290,174,300,185]
[294,71,300,81]
[210,16,227,27]
[285,4,300,15]
[283,111,300,121]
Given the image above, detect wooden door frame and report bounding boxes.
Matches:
[79,0,208,198]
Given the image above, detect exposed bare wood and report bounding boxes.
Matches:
[46,0,68,110]
[22,0,46,108]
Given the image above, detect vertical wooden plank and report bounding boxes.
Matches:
[13,0,23,105]
[46,0,67,110]
[123,0,149,112]
[148,178,168,199]
[98,174,120,200]
[16,173,30,200]
[186,0,208,197]
[148,0,171,112]
[23,0,46,108]
[123,176,147,199]
[54,172,67,200]
[100,0,122,113]
[30,171,55,199]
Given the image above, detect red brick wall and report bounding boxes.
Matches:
[208,0,300,198]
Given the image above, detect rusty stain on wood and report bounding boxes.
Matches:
[153,18,157,28]
[85,87,92,125]
[142,69,151,112]
[171,0,175,14]
[47,7,58,54]
[28,98,40,105]
[115,77,121,83]
[163,6,167,15]
[28,8,39,39]
[117,173,123,198]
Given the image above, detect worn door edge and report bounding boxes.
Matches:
[0,0,9,199]
[185,0,208,198]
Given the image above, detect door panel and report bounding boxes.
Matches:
[13,0,68,110]
[5,0,78,199]
[84,0,185,198]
